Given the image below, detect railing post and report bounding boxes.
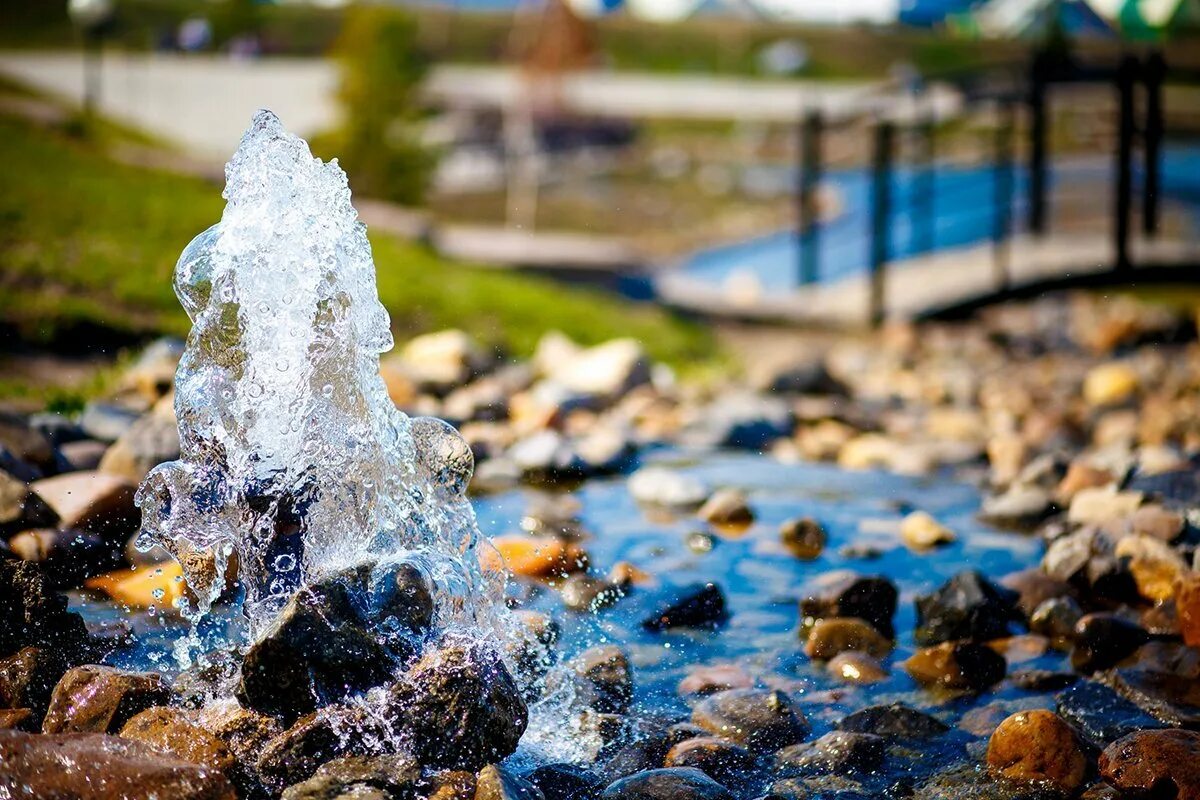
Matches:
[797,110,823,286]
[870,121,894,327]
[915,110,936,255]
[1028,50,1048,236]
[993,100,1015,291]
[1143,50,1165,238]
[1115,54,1137,273]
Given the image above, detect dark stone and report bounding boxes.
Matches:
[280,754,421,800]
[600,768,735,800]
[999,569,1076,620]
[42,665,173,734]
[0,646,70,727]
[527,763,604,800]
[571,645,633,715]
[914,571,1021,646]
[0,729,237,799]
[0,411,55,472]
[665,737,756,787]
[1127,459,1200,509]
[1071,614,1149,673]
[562,576,626,613]
[800,574,898,638]
[477,764,546,800]
[367,561,435,634]
[1096,668,1200,728]
[1008,670,1078,692]
[642,583,727,632]
[386,641,527,771]
[256,705,381,793]
[903,642,1007,693]
[0,469,57,538]
[1055,679,1167,748]
[835,704,949,741]
[8,528,124,589]
[692,689,809,752]
[603,733,675,783]
[666,723,711,746]
[774,731,884,776]
[0,556,93,660]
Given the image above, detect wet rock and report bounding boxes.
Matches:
[0,729,237,799]
[485,535,587,580]
[1042,528,1095,582]
[1055,679,1166,748]
[628,468,710,510]
[697,489,754,528]
[691,689,808,752]
[826,652,888,685]
[42,664,173,734]
[764,359,846,395]
[1071,613,1149,673]
[549,339,650,401]
[1083,362,1138,407]
[79,402,143,443]
[1027,597,1084,642]
[683,393,792,451]
[774,731,884,777]
[1098,729,1200,800]
[1097,668,1200,729]
[237,570,404,722]
[476,764,545,800]
[194,700,283,766]
[400,330,490,394]
[985,710,1087,795]
[800,574,898,638]
[1008,669,1078,692]
[0,411,56,472]
[386,642,527,771]
[99,403,181,483]
[526,763,603,800]
[0,647,70,727]
[0,557,92,660]
[677,665,753,697]
[603,733,675,782]
[120,706,239,784]
[835,704,948,740]
[979,485,1055,528]
[0,469,57,537]
[902,642,1006,693]
[29,471,139,538]
[664,737,754,787]
[999,568,1076,619]
[0,707,32,730]
[368,561,436,634]
[803,617,892,661]
[641,583,727,631]
[914,571,1020,646]
[779,517,826,560]
[1178,571,1200,648]
[900,511,956,550]
[256,705,380,793]
[1068,487,1143,528]
[1115,533,1187,602]
[9,528,124,588]
[571,645,633,715]
[561,575,625,613]
[281,754,421,800]
[600,767,734,800]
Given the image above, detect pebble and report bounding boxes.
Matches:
[985,710,1087,795]
[641,583,727,631]
[825,652,888,685]
[774,731,884,776]
[1099,729,1200,799]
[600,767,734,800]
[482,535,587,579]
[1055,679,1165,748]
[902,641,1007,693]
[42,665,174,735]
[779,517,826,560]
[8,528,123,589]
[1067,486,1143,527]
[1055,461,1116,502]
[1083,362,1139,407]
[691,689,809,752]
[119,706,239,783]
[677,664,754,697]
[800,573,898,638]
[628,468,710,510]
[0,469,58,537]
[1071,613,1149,672]
[914,570,1020,646]
[1177,571,1200,648]
[899,511,956,550]
[561,575,625,613]
[1114,533,1188,602]
[1029,596,1083,641]
[570,645,633,715]
[664,737,755,787]
[697,489,754,528]
[29,471,139,538]
[803,617,892,661]
[835,704,948,740]
[978,485,1054,527]
[78,403,143,444]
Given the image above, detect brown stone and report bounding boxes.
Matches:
[825,652,888,685]
[0,708,32,730]
[256,705,379,793]
[677,664,753,697]
[120,707,237,778]
[480,535,586,579]
[0,729,236,799]
[194,700,282,765]
[664,737,755,786]
[1056,462,1115,503]
[779,517,826,560]
[697,489,754,529]
[804,617,892,661]
[986,710,1087,795]
[902,642,1006,693]
[1099,729,1200,800]
[1116,533,1188,603]
[899,511,956,550]
[29,471,139,538]
[1178,571,1200,648]
[42,665,173,734]
[691,689,808,752]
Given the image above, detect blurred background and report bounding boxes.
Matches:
[0,0,1198,404]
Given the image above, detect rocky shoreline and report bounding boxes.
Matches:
[3,290,1200,798]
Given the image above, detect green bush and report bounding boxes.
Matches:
[324,5,431,206]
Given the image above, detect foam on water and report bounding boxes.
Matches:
[134,110,503,642]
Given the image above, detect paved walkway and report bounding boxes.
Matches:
[657,232,1200,325]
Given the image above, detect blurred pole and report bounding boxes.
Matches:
[870,121,894,327]
[797,110,822,286]
[1115,54,1137,274]
[1028,50,1048,236]
[1143,50,1165,238]
[992,100,1014,291]
[915,108,936,255]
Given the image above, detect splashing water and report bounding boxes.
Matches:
[134,110,503,644]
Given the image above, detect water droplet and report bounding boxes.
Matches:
[274,554,296,572]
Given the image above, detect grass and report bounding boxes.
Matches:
[0,108,716,381]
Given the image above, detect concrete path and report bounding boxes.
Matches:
[657,232,1200,325]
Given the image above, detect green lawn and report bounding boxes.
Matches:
[0,111,714,371]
